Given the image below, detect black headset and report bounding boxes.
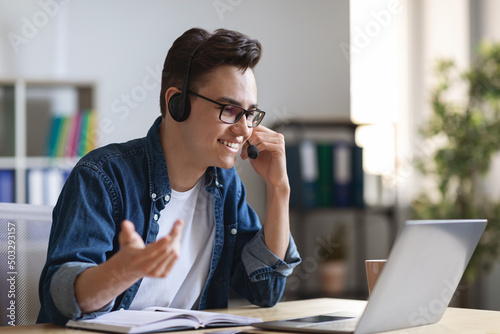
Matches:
[168,43,203,122]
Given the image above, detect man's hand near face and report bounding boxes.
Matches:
[242,125,288,189]
[241,125,290,260]
[74,219,184,313]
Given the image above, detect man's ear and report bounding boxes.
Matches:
[165,87,182,121]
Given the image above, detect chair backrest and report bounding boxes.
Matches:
[0,203,53,326]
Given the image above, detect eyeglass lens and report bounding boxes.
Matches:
[221,105,264,127]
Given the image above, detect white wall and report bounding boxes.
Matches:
[0,0,350,142]
[0,0,350,217]
[404,0,471,204]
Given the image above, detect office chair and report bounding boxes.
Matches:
[0,203,53,326]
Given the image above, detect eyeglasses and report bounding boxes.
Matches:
[188,91,265,128]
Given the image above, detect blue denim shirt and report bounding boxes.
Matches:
[37,116,301,325]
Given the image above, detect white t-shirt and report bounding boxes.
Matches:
[129,176,214,310]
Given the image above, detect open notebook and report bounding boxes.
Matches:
[66,307,262,333]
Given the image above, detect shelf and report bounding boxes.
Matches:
[275,119,397,299]
[290,205,395,215]
[273,117,359,131]
[0,157,80,169]
[0,158,17,169]
[0,79,96,204]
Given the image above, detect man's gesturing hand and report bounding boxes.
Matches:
[118,219,184,279]
[75,219,184,313]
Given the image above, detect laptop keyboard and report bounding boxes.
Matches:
[305,318,359,331]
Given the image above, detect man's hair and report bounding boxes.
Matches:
[159,28,262,118]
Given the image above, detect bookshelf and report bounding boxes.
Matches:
[0,79,96,204]
[273,118,397,300]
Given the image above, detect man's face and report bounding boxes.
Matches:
[180,65,257,170]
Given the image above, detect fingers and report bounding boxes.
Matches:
[141,219,184,277]
[250,126,284,146]
[141,239,178,277]
[247,127,285,157]
[240,141,250,160]
[120,220,135,240]
[119,220,145,249]
[146,239,180,277]
[169,219,184,240]
[242,126,274,158]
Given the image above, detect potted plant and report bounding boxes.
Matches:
[411,41,500,305]
[318,224,348,296]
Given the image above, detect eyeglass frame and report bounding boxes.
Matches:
[187,90,265,128]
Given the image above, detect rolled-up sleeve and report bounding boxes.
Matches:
[241,229,301,282]
[50,262,115,320]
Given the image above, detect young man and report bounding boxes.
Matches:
[38,28,301,325]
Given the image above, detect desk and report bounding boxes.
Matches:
[3,298,500,333]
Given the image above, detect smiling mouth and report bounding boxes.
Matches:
[218,139,240,150]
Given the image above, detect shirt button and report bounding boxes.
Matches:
[153,214,159,221]
[151,193,157,199]
[165,194,170,202]
[231,228,237,235]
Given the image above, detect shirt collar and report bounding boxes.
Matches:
[146,116,171,202]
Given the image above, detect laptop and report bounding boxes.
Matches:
[253,219,487,334]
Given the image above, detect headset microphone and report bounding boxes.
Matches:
[247,141,259,159]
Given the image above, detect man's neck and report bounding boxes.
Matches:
[159,119,205,192]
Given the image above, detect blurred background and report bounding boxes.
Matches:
[2,0,500,311]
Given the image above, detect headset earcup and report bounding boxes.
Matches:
[168,92,191,122]
[182,97,191,121]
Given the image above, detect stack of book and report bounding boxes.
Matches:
[26,168,71,206]
[46,110,96,158]
[0,170,15,203]
[286,140,364,209]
